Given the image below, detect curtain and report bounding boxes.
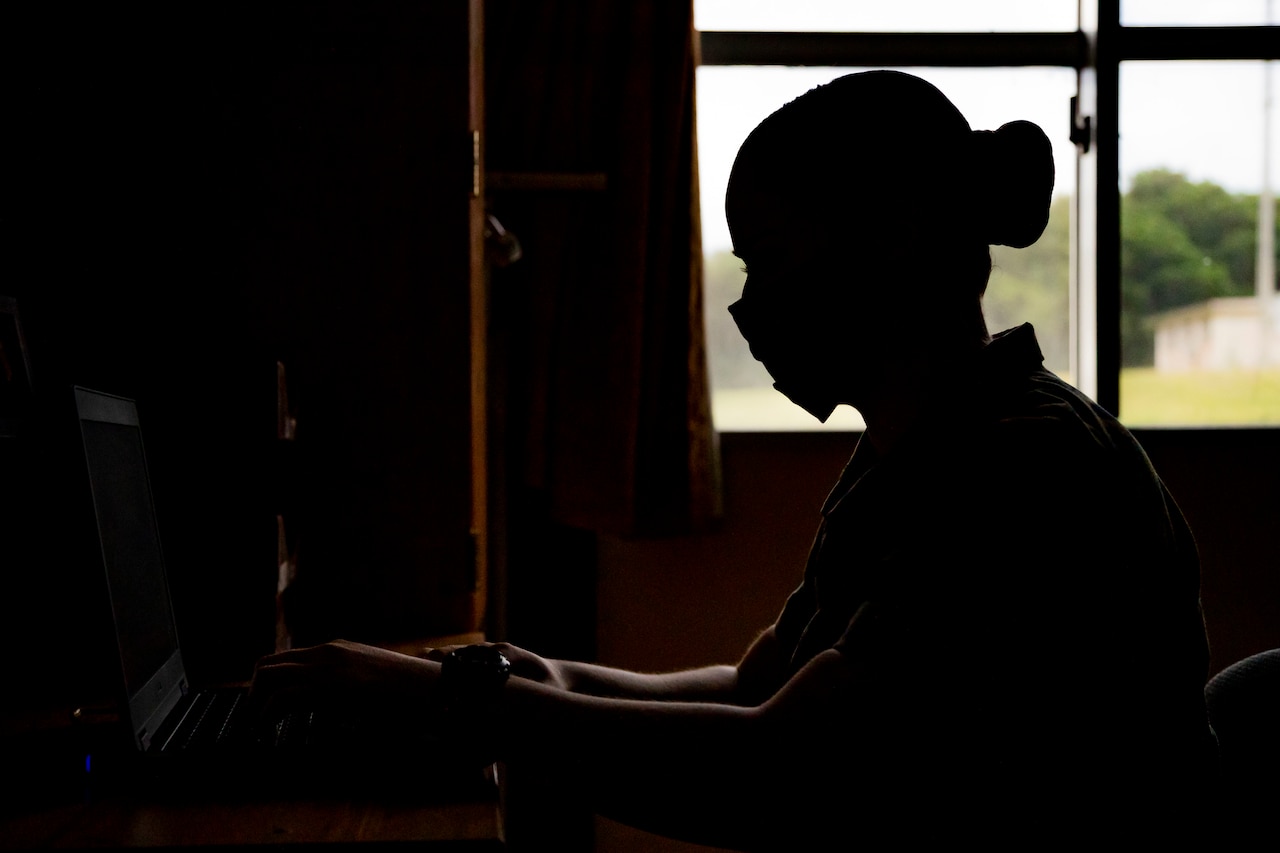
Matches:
[486,0,718,537]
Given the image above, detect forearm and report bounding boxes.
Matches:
[483,649,850,850]
[536,624,780,706]
[548,660,744,703]
[490,675,770,847]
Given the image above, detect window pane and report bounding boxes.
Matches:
[695,0,1077,33]
[699,66,1077,431]
[1118,61,1280,426]
[1122,0,1276,27]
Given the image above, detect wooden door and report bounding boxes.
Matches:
[242,0,489,648]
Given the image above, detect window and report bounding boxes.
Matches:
[1118,60,1279,425]
[696,1,1280,430]
[695,0,1077,33]
[698,65,1076,431]
[1121,0,1276,28]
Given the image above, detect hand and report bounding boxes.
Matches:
[420,642,569,691]
[250,639,442,722]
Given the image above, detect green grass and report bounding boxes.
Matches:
[1119,368,1280,427]
[712,369,1280,432]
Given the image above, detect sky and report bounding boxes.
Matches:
[694,0,1279,253]
[694,0,1276,32]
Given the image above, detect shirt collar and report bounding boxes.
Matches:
[818,323,1046,516]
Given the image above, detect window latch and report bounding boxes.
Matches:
[1070,95,1092,154]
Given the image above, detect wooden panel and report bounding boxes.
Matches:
[1,1,487,690]
[220,1,485,647]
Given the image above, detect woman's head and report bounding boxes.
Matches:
[725,70,1055,419]
[727,71,1055,257]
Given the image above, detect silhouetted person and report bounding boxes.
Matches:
[251,71,1217,849]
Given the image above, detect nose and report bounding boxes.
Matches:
[728,296,783,370]
[727,297,761,351]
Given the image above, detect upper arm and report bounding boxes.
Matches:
[733,623,784,706]
[739,620,867,723]
[758,647,861,727]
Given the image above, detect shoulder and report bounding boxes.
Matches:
[971,325,1145,462]
[967,367,1157,493]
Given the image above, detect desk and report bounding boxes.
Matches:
[3,787,503,850]
[2,639,503,851]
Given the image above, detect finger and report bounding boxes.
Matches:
[248,660,322,709]
[255,684,329,726]
[254,643,333,672]
[250,664,357,724]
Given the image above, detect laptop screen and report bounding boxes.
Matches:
[75,387,187,748]
[80,417,178,692]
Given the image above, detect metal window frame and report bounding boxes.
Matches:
[697,1,1279,417]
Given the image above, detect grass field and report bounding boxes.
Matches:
[711,369,1280,431]
[1119,368,1280,427]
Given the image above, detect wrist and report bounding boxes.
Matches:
[440,644,512,715]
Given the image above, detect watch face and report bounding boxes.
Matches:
[450,645,511,673]
[444,645,511,701]
[456,645,509,668]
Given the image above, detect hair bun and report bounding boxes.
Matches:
[970,120,1055,248]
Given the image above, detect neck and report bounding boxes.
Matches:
[856,326,990,455]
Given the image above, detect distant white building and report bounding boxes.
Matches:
[1152,295,1280,372]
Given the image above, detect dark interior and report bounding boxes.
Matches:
[2,4,1277,851]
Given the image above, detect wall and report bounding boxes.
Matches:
[1139,427,1280,672]
[2,3,482,696]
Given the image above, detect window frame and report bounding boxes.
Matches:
[696,0,1280,418]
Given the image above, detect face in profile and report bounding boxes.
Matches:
[726,169,904,421]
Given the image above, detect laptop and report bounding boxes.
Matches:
[72,385,489,796]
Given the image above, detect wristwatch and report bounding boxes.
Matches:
[440,644,511,713]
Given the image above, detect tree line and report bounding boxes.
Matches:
[703,168,1279,390]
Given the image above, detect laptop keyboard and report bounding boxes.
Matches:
[167,688,321,754]
[169,688,250,752]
